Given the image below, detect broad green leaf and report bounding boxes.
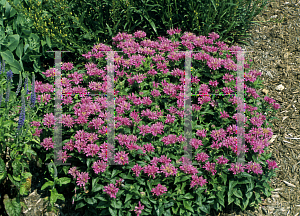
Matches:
[84,197,97,205]
[3,196,22,216]
[183,193,194,199]
[57,177,71,186]
[124,193,132,203]
[111,199,122,209]
[50,188,59,205]
[183,200,194,213]
[41,181,54,190]
[0,50,14,63]
[109,207,117,216]
[7,34,20,52]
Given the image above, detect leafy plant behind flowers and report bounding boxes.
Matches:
[32,28,280,216]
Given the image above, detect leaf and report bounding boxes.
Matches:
[16,40,23,59]
[109,207,117,216]
[21,172,32,179]
[3,195,22,216]
[7,34,20,52]
[0,50,14,64]
[233,188,243,199]
[24,43,29,54]
[57,177,71,186]
[111,169,122,178]
[46,35,52,48]
[84,197,97,205]
[183,200,194,213]
[124,193,132,203]
[183,193,194,199]
[75,201,86,210]
[111,199,122,209]
[41,181,54,190]
[50,188,59,205]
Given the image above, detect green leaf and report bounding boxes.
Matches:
[84,197,97,205]
[183,193,194,199]
[21,172,32,179]
[16,40,24,59]
[180,175,190,182]
[109,207,117,216]
[46,35,52,48]
[183,200,194,213]
[3,196,21,216]
[50,188,59,205]
[111,199,122,209]
[24,43,29,53]
[7,34,20,52]
[0,50,14,64]
[124,193,132,203]
[233,188,243,199]
[57,177,71,186]
[111,169,122,178]
[75,201,86,210]
[41,181,54,190]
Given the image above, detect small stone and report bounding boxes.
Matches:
[275,84,285,91]
[262,89,269,95]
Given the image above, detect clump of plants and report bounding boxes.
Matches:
[29,28,279,216]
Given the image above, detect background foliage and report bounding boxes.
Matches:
[2,0,273,84]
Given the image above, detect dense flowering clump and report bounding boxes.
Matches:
[34,28,280,214]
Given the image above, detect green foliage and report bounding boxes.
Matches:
[4,0,275,76]
[0,0,65,83]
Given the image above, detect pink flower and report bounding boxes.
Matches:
[57,150,72,163]
[210,128,227,141]
[195,152,209,162]
[40,137,54,150]
[143,143,155,153]
[202,161,217,175]
[114,151,129,165]
[179,164,198,175]
[245,161,263,175]
[216,156,229,165]
[68,167,79,179]
[266,159,278,170]
[43,113,55,128]
[76,171,90,188]
[196,129,207,138]
[67,71,83,85]
[61,62,74,71]
[63,139,74,151]
[134,201,145,216]
[167,27,181,36]
[189,138,203,149]
[160,163,178,177]
[30,121,41,127]
[228,162,245,175]
[103,183,119,199]
[149,122,164,137]
[190,174,208,189]
[33,128,42,137]
[220,110,230,119]
[84,143,100,157]
[209,80,218,87]
[143,164,160,179]
[61,114,74,128]
[151,184,167,196]
[92,160,108,174]
[159,155,172,164]
[132,164,144,177]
